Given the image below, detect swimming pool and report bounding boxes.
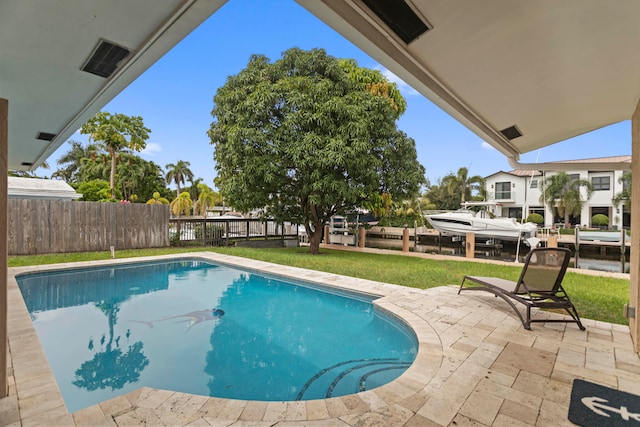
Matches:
[16,258,417,413]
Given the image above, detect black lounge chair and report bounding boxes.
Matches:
[459,247,585,330]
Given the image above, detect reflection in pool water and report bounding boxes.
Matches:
[130,307,225,332]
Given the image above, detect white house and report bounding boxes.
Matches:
[484,156,630,229]
[8,177,82,201]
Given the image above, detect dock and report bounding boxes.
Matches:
[327,226,630,273]
[415,227,631,273]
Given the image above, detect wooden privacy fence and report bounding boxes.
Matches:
[8,199,169,255]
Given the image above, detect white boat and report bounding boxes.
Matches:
[426,209,538,241]
[577,230,626,243]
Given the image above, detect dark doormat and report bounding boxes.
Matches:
[569,379,640,426]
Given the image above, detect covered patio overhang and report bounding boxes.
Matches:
[296,0,640,349]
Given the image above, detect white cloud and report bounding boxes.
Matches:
[141,142,162,156]
[481,141,496,151]
[374,65,420,96]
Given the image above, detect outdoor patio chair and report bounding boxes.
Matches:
[459,247,585,330]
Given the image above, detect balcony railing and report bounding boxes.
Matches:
[487,191,517,201]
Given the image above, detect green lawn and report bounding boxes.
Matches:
[8,245,630,325]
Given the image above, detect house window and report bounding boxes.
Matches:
[495,182,511,199]
[508,207,522,219]
[592,176,610,191]
[530,179,538,189]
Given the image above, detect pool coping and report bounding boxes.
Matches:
[6,252,444,425]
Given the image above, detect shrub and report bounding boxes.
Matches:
[195,224,224,241]
[169,232,181,246]
[526,213,544,225]
[592,214,609,226]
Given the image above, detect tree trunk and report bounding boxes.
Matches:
[308,231,322,254]
[306,220,324,254]
[107,307,116,349]
[109,149,117,199]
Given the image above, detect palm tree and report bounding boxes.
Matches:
[540,172,593,227]
[444,167,485,205]
[612,171,632,227]
[170,192,193,217]
[613,171,632,206]
[195,184,222,217]
[165,160,194,198]
[52,140,99,183]
[115,154,146,201]
[188,177,203,201]
[146,191,170,205]
[80,111,151,198]
[424,179,459,210]
[76,153,116,197]
[170,191,193,244]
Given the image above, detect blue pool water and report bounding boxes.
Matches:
[17,259,417,413]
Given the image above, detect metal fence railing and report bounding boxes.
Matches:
[168,217,299,247]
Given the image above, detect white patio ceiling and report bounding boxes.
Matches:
[0,0,227,171]
[297,0,640,165]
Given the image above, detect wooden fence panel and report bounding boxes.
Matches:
[8,199,169,255]
[35,199,49,253]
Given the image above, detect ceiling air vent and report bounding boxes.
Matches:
[36,132,56,141]
[500,125,522,141]
[21,162,33,167]
[82,39,131,78]
[362,0,430,44]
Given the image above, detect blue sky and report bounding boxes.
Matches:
[49,0,631,191]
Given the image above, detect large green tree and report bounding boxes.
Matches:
[540,171,593,226]
[208,48,425,254]
[338,58,406,119]
[80,111,151,198]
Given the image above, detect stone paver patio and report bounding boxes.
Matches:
[1,249,638,426]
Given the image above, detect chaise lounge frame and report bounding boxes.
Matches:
[459,247,585,330]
